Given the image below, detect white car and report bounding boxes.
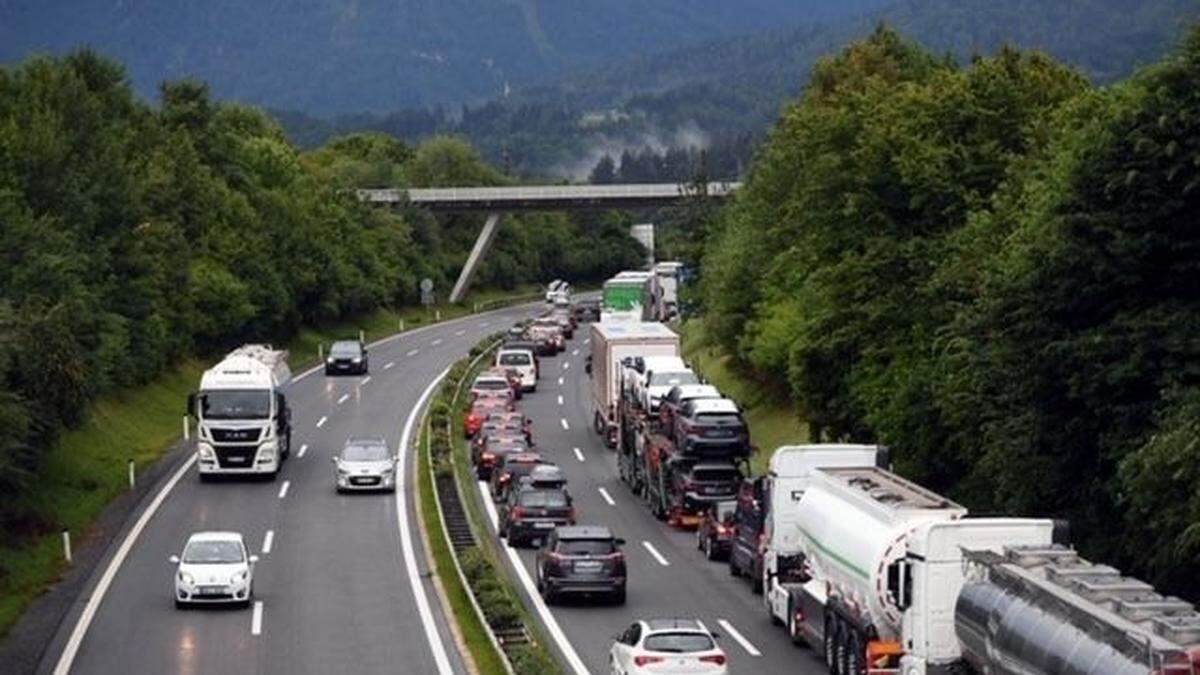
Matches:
[496,348,537,392]
[610,618,728,674]
[170,531,257,608]
[333,436,397,492]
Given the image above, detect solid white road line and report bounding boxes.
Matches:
[277,481,290,499]
[560,418,569,430]
[337,393,350,405]
[262,530,275,555]
[562,362,569,370]
[479,481,500,528]
[397,368,455,675]
[642,541,670,566]
[51,453,197,675]
[557,395,564,406]
[598,487,616,506]
[251,601,264,636]
[572,447,585,462]
[298,443,308,458]
[407,349,420,357]
[384,361,395,370]
[572,349,579,356]
[316,416,327,428]
[431,339,442,346]
[557,376,564,386]
[475,480,588,675]
[717,619,762,657]
[361,376,372,385]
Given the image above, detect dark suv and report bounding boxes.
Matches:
[473,436,531,480]
[535,526,626,605]
[672,398,750,457]
[325,340,368,375]
[499,488,575,547]
[489,452,543,501]
[696,499,738,561]
[673,462,743,512]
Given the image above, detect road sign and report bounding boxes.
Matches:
[420,278,434,307]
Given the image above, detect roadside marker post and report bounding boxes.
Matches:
[359,329,365,343]
[128,460,135,489]
[182,416,190,440]
[318,343,323,360]
[62,530,72,563]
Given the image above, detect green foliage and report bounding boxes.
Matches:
[699,23,1200,598]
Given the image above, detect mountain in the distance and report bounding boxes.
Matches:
[0,0,890,114]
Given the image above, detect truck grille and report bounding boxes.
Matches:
[215,445,258,468]
[210,428,261,443]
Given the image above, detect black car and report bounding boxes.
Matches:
[673,462,743,512]
[729,478,768,593]
[499,487,575,547]
[535,526,626,605]
[671,398,750,457]
[572,300,600,323]
[473,436,531,480]
[490,452,544,501]
[696,499,738,561]
[325,340,368,375]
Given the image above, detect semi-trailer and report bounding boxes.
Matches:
[759,446,1200,675]
[589,321,679,445]
[189,344,292,479]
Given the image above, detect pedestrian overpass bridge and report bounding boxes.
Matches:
[358,182,739,301]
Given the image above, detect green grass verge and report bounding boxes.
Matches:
[417,416,509,675]
[0,285,540,640]
[680,321,809,476]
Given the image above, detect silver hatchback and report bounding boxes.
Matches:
[333,436,396,492]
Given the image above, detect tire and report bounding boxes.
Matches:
[835,622,850,675]
[846,631,865,675]
[824,616,839,675]
[199,473,212,483]
[267,469,279,482]
[770,598,784,626]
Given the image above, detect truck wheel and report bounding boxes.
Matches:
[750,560,764,594]
[824,617,838,674]
[835,622,850,675]
[846,631,865,675]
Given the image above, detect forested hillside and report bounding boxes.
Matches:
[0,52,640,528]
[693,25,1200,599]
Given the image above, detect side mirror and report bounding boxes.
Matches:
[169,555,181,565]
[249,555,259,564]
[186,393,196,417]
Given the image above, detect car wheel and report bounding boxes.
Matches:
[174,599,187,610]
[611,587,626,605]
[751,560,764,594]
[199,473,212,483]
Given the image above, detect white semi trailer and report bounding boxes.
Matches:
[765,456,1200,675]
[189,344,292,479]
[589,321,678,445]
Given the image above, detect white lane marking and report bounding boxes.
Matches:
[407,349,419,357]
[316,415,327,428]
[277,481,290,499]
[557,376,564,386]
[573,447,585,462]
[557,395,564,406]
[337,393,350,405]
[455,330,465,336]
[431,339,442,346]
[297,443,308,458]
[384,361,395,370]
[572,349,579,356]
[562,362,569,370]
[251,601,264,636]
[584,338,590,345]
[261,530,275,554]
[361,376,372,385]
[475,481,589,675]
[51,453,197,675]
[598,487,616,505]
[397,368,455,675]
[479,481,500,528]
[718,619,762,657]
[642,541,670,566]
[560,418,569,430]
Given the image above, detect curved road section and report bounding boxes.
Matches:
[44,304,540,675]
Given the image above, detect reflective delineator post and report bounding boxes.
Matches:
[318,343,323,360]
[183,415,190,440]
[62,530,72,563]
[400,319,405,333]
[128,459,135,489]
[436,309,441,322]
[359,329,365,343]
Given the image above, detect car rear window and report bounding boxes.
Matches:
[692,467,740,482]
[519,491,568,507]
[642,633,714,653]
[475,379,509,390]
[694,413,742,425]
[651,372,699,387]
[556,539,614,555]
[499,352,531,366]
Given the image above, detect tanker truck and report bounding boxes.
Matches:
[188,344,293,479]
[769,461,1200,675]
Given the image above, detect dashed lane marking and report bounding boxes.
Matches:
[251,601,264,636]
[384,362,395,370]
[557,395,564,406]
[642,541,670,566]
[298,444,308,458]
[316,416,327,428]
[261,530,274,554]
[277,481,290,499]
[573,447,585,462]
[431,339,442,346]
[560,418,569,430]
[718,619,762,657]
[598,487,615,505]
[407,349,419,357]
[557,376,564,386]
[337,393,350,405]
[361,376,371,385]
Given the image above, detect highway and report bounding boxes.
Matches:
[474,334,828,674]
[44,303,542,675]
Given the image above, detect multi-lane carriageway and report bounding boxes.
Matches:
[40,302,827,675]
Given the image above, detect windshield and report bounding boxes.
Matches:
[650,372,699,387]
[643,633,714,653]
[693,467,740,482]
[695,413,742,425]
[200,390,271,420]
[499,352,531,366]
[343,443,389,461]
[519,490,568,507]
[183,540,244,564]
[330,341,361,356]
[557,539,615,555]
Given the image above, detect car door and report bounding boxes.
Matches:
[614,623,641,673]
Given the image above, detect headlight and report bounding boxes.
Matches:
[230,570,248,585]
[197,445,214,460]
[352,356,362,363]
[380,466,394,475]
[178,571,194,585]
[326,357,334,364]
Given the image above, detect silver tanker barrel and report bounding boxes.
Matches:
[957,547,1200,675]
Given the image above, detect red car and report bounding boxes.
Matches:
[463,395,513,437]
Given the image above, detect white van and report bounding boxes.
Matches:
[496,348,538,392]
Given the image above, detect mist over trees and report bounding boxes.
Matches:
[696,25,1200,599]
[0,53,640,526]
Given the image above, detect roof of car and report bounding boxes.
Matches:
[555,525,614,540]
[687,398,740,414]
[188,531,244,542]
[345,435,388,447]
[670,384,721,400]
[644,618,706,633]
[500,453,541,464]
[485,437,529,447]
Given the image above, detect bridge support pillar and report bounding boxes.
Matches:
[449,212,502,304]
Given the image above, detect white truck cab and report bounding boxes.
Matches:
[190,345,292,479]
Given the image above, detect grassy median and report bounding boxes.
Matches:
[0,286,539,640]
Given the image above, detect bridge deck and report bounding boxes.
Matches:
[357,182,739,212]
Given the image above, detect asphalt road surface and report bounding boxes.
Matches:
[43,303,542,675]
[473,330,828,675]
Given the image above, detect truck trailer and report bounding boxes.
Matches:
[189,344,293,479]
[589,321,679,445]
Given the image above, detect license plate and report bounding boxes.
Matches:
[707,429,734,437]
[533,522,555,529]
[198,586,225,596]
[575,561,602,572]
[227,456,244,463]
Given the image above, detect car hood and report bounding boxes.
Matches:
[178,562,248,583]
[338,459,394,472]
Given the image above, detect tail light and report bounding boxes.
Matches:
[481,452,496,463]
[499,473,511,484]
[715,524,729,535]
[634,656,664,667]
[699,654,727,666]
[567,507,577,524]
[794,608,805,625]
[511,506,525,520]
